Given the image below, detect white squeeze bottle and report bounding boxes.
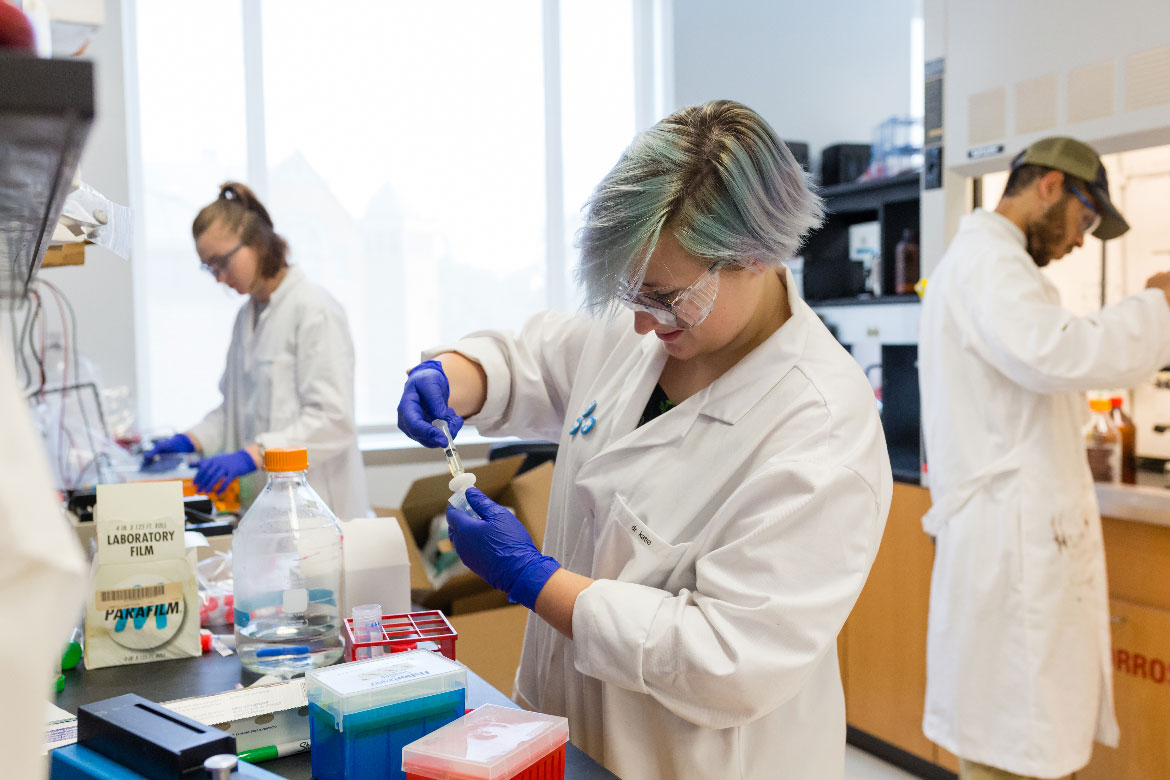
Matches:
[233,447,344,676]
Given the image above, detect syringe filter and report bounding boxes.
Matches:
[449,473,477,494]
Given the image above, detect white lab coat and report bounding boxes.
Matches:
[428,269,891,780]
[188,267,370,521]
[0,340,86,779]
[919,209,1170,777]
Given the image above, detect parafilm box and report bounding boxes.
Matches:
[84,481,200,669]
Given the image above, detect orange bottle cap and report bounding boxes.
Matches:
[265,447,308,472]
[1088,398,1112,413]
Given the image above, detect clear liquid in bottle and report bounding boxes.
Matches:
[233,447,344,676]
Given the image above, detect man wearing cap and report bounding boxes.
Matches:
[918,136,1170,780]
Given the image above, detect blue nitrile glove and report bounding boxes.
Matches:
[397,359,464,448]
[193,449,257,495]
[141,433,195,469]
[446,487,560,610]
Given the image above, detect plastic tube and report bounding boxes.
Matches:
[432,419,464,477]
[448,473,479,518]
[351,603,384,659]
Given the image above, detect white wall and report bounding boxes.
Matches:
[670,0,915,173]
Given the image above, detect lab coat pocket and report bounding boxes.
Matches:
[592,494,691,590]
[1025,490,1099,595]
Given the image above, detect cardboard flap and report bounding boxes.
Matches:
[399,455,525,538]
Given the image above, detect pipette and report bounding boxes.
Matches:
[432,419,463,477]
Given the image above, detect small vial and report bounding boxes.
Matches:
[448,473,479,518]
[352,603,384,659]
[432,418,464,477]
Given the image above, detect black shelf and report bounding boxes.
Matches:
[811,292,920,307]
[0,53,95,300]
[817,170,921,213]
[802,170,921,303]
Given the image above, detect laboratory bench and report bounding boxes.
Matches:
[841,472,1170,780]
[54,651,619,780]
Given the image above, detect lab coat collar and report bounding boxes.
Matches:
[682,266,809,426]
[251,266,304,329]
[965,208,1026,248]
[266,265,304,310]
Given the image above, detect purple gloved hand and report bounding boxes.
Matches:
[141,433,195,469]
[446,487,560,610]
[397,360,464,448]
[193,449,257,495]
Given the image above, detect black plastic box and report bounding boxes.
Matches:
[77,694,236,779]
[820,143,871,186]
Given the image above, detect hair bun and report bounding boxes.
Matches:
[217,181,274,228]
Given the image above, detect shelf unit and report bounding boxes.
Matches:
[0,53,94,301]
[802,171,921,303]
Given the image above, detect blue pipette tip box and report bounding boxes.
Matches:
[306,649,467,780]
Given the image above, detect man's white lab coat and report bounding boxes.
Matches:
[189,267,369,520]
[919,209,1170,777]
[429,269,891,780]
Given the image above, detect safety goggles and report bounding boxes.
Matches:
[616,263,721,330]
[1065,183,1102,237]
[201,242,245,279]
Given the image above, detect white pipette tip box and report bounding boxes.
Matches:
[401,704,569,780]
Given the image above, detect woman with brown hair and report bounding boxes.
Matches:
[142,182,369,519]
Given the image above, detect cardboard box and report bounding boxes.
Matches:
[374,457,553,614]
[448,605,530,698]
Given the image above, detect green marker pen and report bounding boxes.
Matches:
[238,739,310,763]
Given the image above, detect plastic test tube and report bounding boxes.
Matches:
[432,419,464,477]
[448,473,479,518]
[352,603,384,659]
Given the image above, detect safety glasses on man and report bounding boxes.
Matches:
[616,263,721,330]
[1064,182,1101,237]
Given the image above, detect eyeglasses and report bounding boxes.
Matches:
[201,242,245,278]
[617,263,721,330]
[1065,183,1102,237]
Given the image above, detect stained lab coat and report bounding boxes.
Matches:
[0,340,85,779]
[188,267,370,521]
[427,269,891,780]
[919,209,1170,777]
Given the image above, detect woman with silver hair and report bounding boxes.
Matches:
[397,100,891,780]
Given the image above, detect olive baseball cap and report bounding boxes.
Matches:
[1011,136,1129,240]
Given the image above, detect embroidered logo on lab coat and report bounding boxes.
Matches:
[569,400,597,436]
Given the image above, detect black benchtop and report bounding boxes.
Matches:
[55,650,618,779]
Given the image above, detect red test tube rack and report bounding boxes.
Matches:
[343,610,458,662]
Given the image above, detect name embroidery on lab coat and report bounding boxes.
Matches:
[629,523,652,548]
[569,400,598,436]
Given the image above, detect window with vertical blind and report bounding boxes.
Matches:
[132,0,663,431]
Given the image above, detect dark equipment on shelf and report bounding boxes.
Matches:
[819,143,871,186]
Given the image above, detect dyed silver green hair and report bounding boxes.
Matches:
[575,99,824,310]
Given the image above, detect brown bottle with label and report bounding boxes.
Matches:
[894,228,920,294]
[1110,396,1137,484]
[1085,398,1121,483]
